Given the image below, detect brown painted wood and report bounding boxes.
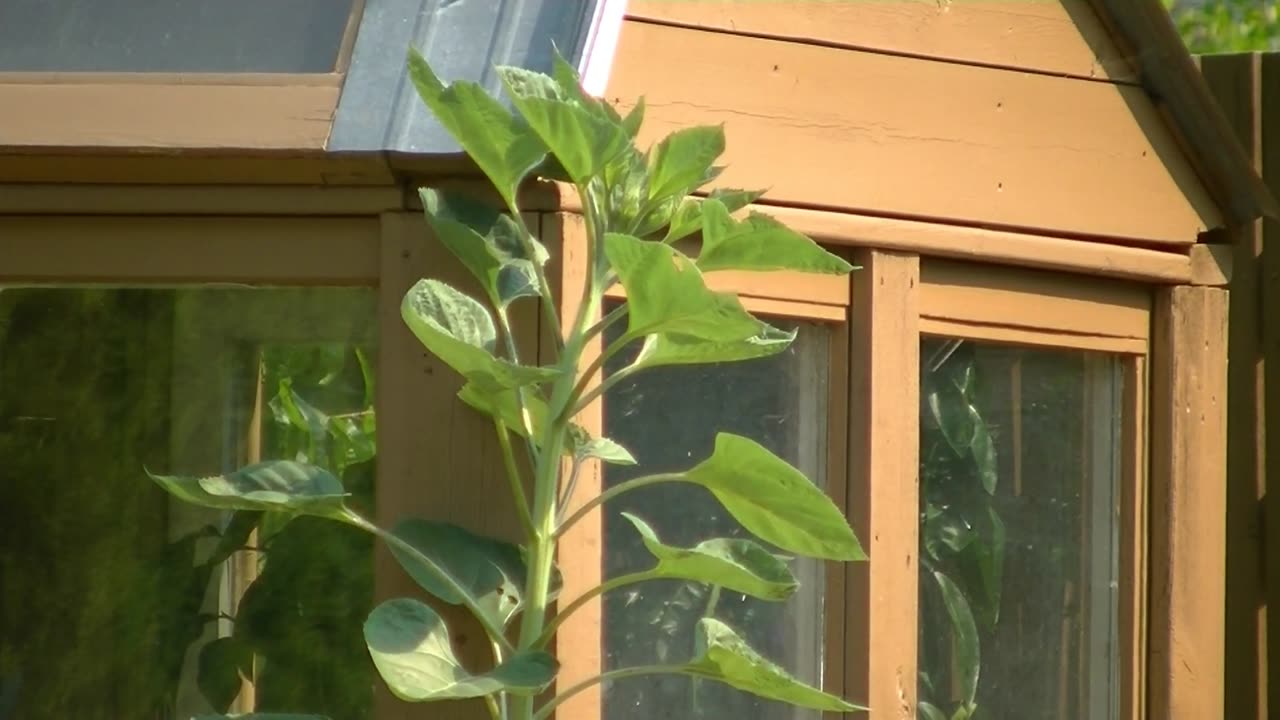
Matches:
[1188,243,1233,286]
[1260,51,1280,720]
[847,249,919,719]
[825,303,851,715]
[0,152,397,185]
[1120,357,1149,720]
[0,184,405,215]
[606,20,1219,245]
[627,0,1138,82]
[1149,285,1229,720]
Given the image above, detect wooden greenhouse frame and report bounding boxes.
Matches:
[0,2,1273,720]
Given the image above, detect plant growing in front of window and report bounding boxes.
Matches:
[152,49,865,720]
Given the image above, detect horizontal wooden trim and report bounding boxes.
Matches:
[0,184,405,215]
[627,0,1138,82]
[0,82,339,150]
[921,259,1151,347]
[0,153,396,185]
[606,20,1218,245]
[0,216,379,284]
[919,317,1147,355]
[1189,242,1232,286]
[701,268,849,307]
[0,72,343,86]
[603,284,846,322]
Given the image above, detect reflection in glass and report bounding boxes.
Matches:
[602,306,829,720]
[0,287,376,719]
[0,0,356,72]
[917,338,1121,720]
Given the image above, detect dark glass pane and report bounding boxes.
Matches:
[917,338,1122,720]
[0,287,377,719]
[0,0,356,72]
[602,304,829,720]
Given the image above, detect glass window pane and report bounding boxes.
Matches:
[0,286,376,719]
[0,0,356,72]
[602,304,830,720]
[917,338,1122,720]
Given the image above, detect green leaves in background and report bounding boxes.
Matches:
[197,636,254,713]
[387,519,527,626]
[622,513,797,600]
[698,200,852,275]
[364,599,557,701]
[148,461,348,520]
[930,570,980,707]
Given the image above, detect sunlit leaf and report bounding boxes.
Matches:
[364,599,557,701]
[631,324,795,371]
[387,520,527,626]
[663,188,766,243]
[149,461,348,520]
[623,514,797,600]
[698,200,852,274]
[648,125,726,203]
[569,427,637,465]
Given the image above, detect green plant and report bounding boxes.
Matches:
[151,48,865,720]
[1164,0,1280,53]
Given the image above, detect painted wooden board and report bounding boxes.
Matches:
[627,0,1138,82]
[606,20,1219,245]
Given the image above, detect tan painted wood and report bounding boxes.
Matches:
[1120,357,1149,720]
[920,260,1151,346]
[825,309,851,711]
[540,212,604,719]
[0,152,397,185]
[1148,285,1228,720]
[917,317,1147,355]
[1189,243,1232,286]
[603,281,847,321]
[376,211,537,720]
[1260,51,1280,720]
[0,184,405,215]
[626,0,1138,82]
[0,82,339,149]
[606,20,1219,245]
[847,249,919,719]
[0,215,379,284]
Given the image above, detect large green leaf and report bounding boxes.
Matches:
[603,233,761,343]
[623,514,797,600]
[401,279,559,390]
[149,461,348,519]
[647,125,725,203]
[684,434,864,561]
[663,188,766,243]
[406,50,546,211]
[364,598,557,701]
[386,520,527,626]
[698,200,852,274]
[419,188,547,309]
[630,323,796,371]
[683,618,861,711]
[931,570,980,706]
[498,66,628,184]
[197,636,253,712]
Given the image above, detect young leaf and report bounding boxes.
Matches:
[621,97,645,137]
[570,430,637,466]
[623,514,797,600]
[387,519,527,626]
[419,188,547,309]
[401,279,560,390]
[698,200,853,274]
[148,461,349,519]
[498,66,628,184]
[406,50,546,211]
[631,324,796,371]
[931,570,981,706]
[603,233,761,343]
[364,599,558,701]
[647,125,726,203]
[684,618,862,711]
[663,188,766,243]
[684,434,864,561]
[197,636,253,712]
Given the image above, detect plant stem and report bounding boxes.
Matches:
[572,365,635,416]
[534,571,653,648]
[341,510,515,656]
[533,665,688,720]
[555,473,684,539]
[495,418,536,540]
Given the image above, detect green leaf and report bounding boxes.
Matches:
[975,507,1005,627]
[684,434,863,560]
[631,323,796,371]
[386,519,527,626]
[498,66,628,184]
[698,200,852,274]
[621,97,645,138]
[569,426,637,465]
[684,618,861,711]
[647,125,726,203]
[401,279,559,390]
[623,513,797,600]
[406,50,546,211]
[918,701,948,720]
[458,381,549,438]
[364,598,557,701]
[419,188,547,309]
[604,233,761,343]
[197,636,252,712]
[148,461,348,519]
[931,570,980,706]
[969,405,997,494]
[663,188,765,243]
[208,510,262,566]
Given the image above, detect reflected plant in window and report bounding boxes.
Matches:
[151,49,865,720]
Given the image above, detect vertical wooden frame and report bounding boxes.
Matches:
[847,248,920,719]
[1148,285,1229,719]
[1119,357,1148,720]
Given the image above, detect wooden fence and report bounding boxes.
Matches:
[1198,52,1280,720]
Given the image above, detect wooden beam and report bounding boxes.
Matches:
[1148,285,1228,719]
[1188,243,1232,286]
[847,249,919,719]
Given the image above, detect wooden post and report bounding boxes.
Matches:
[1261,51,1280,720]
[1148,285,1229,719]
[847,249,920,719]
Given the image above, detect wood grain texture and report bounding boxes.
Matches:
[627,0,1138,82]
[846,249,919,719]
[1188,243,1232,286]
[0,153,397,185]
[1120,357,1149,720]
[0,215,379,284]
[0,82,338,149]
[1149,285,1228,720]
[606,20,1219,245]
